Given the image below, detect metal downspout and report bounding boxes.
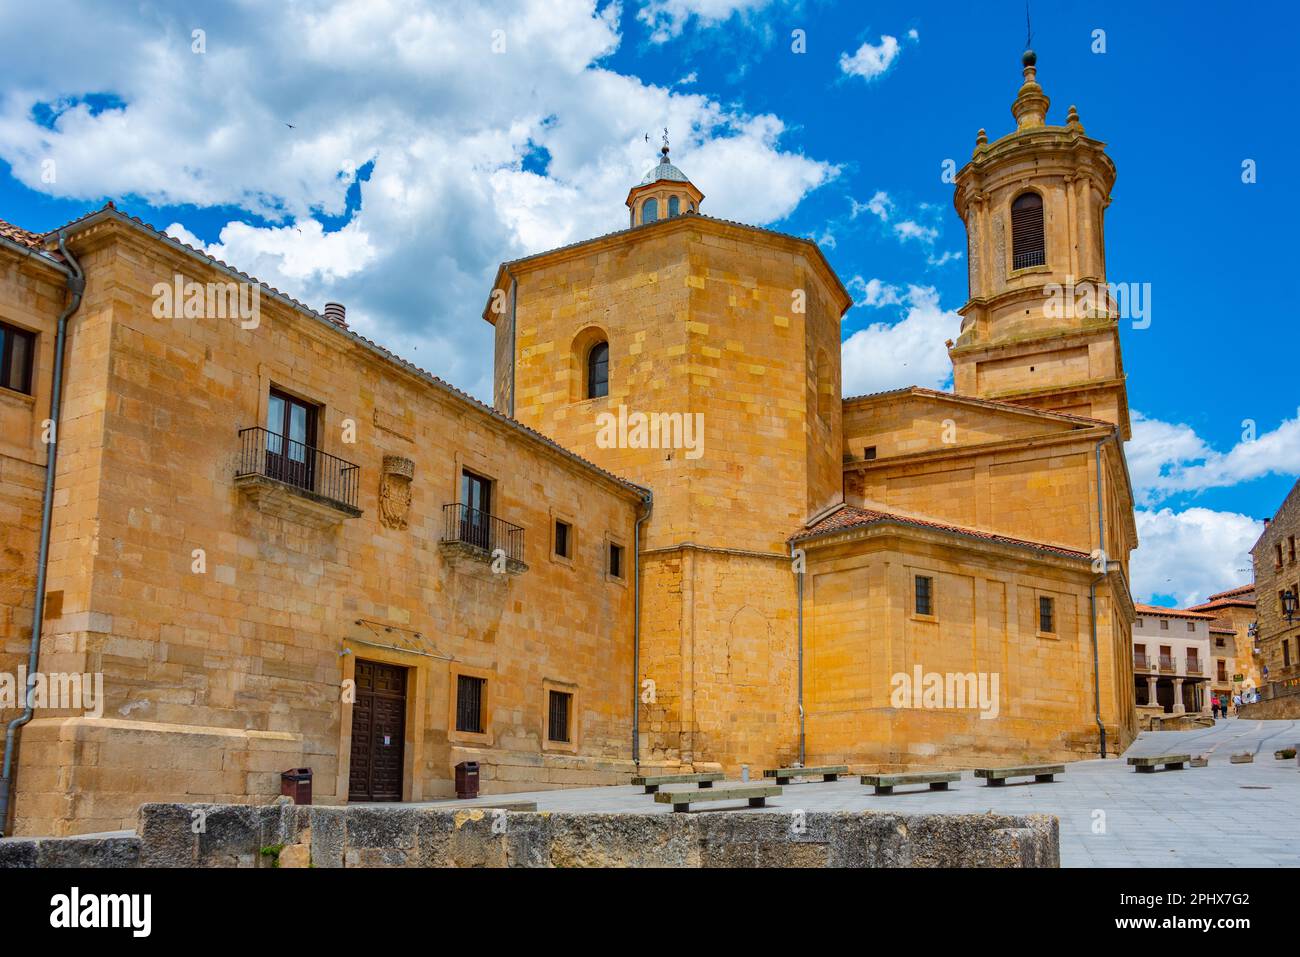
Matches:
[632,490,653,766]
[793,542,805,766]
[1090,436,1108,759]
[0,231,84,837]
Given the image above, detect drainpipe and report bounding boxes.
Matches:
[791,541,805,766]
[0,231,84,837]
[632,489,653,766]
[1089,436,1108,759]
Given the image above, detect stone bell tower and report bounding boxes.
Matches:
[949,50,1130,438]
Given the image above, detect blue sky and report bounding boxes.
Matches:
[0,0,1296,605]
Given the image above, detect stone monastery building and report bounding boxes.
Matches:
[0,51,1137,836]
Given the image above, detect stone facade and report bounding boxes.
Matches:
[1252,480,1300,700]
[1131,605,1213,717]
[1188,585,1259,699]
[1,49,1139,837]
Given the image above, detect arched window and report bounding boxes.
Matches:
[586,341,609,399]
[642,198,658,224]
[668,195,680,217]
[1011,192,1045,269]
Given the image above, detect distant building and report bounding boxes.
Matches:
[1188,584,1259,700]
[1251,479,1300,708]
[1131,604,1213,716]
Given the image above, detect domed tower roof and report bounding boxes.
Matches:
[625,132,704,223]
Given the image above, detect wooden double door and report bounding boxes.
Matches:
[348,660,407,802]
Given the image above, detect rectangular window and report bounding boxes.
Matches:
[455,675,485,734]
[459,470,493,551]
[1186,621,1195,632]
[1290,536,1297,563]
[265,388,318,491]
[1278,543,1285,568]
[1159,619,1168,630]
[863,446,877,461]
[1038,596,1055,634]
[547,690,572,743]
[1217,660,1228,681]
[1135,618,1144,628]
[0,321,36,395]
[554,519,571,559]
[1285,641,1292,668]
[914,575,933,617]
[608,542,624,580]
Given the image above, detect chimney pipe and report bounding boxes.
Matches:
[323,302,347,327]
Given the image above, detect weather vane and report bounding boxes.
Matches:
[662,127,670,152]
[1025,0,1033,49]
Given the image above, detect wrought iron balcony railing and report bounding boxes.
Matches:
[1185,660,1203,675]
[1157,655,1176,672]
[236,426,361,510]
[440,503,525,566]
[1134,653,1150,671]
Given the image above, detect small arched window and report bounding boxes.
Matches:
[668,195,680,217]
[642,198,658,224]
[1011,192,1045,269]
[586,341,609,399]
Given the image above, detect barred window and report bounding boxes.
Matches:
[547,690,572,743]
[456,675,485,734]
[1011,192,1045,269]
[1039,596,1055,634]
[914,575,933,616]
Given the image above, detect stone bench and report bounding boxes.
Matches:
[653,782,782,812]
[763,765,848,785]
[974,764,1065,786]
[631,772,724,794]
[1127,753,1190,772]
[860,771,960,795]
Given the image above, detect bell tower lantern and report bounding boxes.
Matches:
[949,51,1130,438]
[626,133,704,227]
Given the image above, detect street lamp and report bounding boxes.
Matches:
[1284,589,1298,625]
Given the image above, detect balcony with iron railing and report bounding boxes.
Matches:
[234,426,362,525]
[1157,654,1176,673]
[438,503,528,574]
[1185,658,1203,676]
[1133,652,1150,671]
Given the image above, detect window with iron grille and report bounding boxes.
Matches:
[547,690,572,743]
[456,675,485,734]
[0,321,35,395]
[1038,596,1055,634]
[1010,192,1045,269]
[914,575,933,616]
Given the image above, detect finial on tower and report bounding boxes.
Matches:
[1011,47,1050,130]
[661,127,670,160]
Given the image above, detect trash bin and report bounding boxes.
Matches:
[454,761,480,799]
[280,767,313,805]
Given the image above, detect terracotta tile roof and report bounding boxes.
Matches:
[22,204,650,499]
[1187,596,1255,612]
[791,504,1090,560]
[0,217,45,248]
[1206,584,1255,601]
[1133,603,1216,621]
[842,385,1115,429]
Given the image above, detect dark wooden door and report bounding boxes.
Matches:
[348,660,407,802]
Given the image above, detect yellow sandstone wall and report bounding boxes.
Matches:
[11,221,641,836]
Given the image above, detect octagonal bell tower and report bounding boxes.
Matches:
[949,50,1130,438]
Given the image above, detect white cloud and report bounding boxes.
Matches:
[893,219,938,243]
[0,0,835,399]
[637,0,776,43]
[1129,409,1300,505]
[846,275,903,308]
[851,189,892,221]
[841,285,960,395]
[839,34,901,82]
[1132,507,1263,606]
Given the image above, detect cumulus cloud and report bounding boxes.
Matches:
[1129,409,1300,506]
[0,0,836,398]
[1131,508,1264,606]
[840,285,960,395]
[839,34,901,82]
[637,0,776,43]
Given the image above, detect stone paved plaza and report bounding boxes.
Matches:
[425,718,1300,868]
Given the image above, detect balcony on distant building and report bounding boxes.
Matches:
[235,426,362,525]
[1158,654,1176,673]
[1133,652,1150,671]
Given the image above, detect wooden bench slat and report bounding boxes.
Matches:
[973,764,1065,786]
[860,771,960,795]
[631,772,723,793]
[652,783,781,812]
[762,765,847,783]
